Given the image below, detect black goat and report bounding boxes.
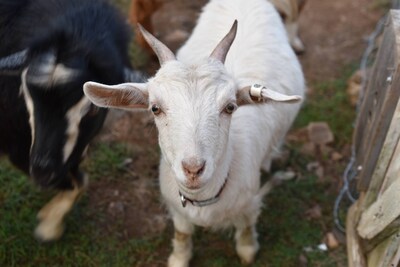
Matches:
[0,0,142,241]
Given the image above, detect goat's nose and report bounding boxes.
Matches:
[182,158,206,179]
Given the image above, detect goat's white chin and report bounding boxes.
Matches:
[178,182,206,195]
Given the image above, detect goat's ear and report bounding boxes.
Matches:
[83,82,149,110]
[0,49,29,75]
[237,84,302,106]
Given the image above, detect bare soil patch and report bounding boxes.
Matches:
[88,0,383,259]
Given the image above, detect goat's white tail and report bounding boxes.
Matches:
[259,171,296,197]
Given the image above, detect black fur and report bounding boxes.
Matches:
[0,0,134,189]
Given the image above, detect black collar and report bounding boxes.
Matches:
[179,178,228,208]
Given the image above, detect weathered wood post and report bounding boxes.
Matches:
[347,10,400,267]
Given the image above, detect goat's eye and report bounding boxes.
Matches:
[151,104,162,115]
[224,103,237,114]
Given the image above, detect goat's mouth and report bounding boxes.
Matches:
[178,182,205,195]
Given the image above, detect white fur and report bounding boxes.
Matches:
[160,0,304,227]
[63,96,91,162]
[21,69,35,146]
[84,0,305,265]
[160,0,304,265]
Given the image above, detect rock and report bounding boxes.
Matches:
[306,161,320,172]
[325,232,340,249]
[307,122,334,145]
[271,171,296,186]
[317,243,328,251]
[300,142,315,156]
[306,161,324,180]
[331,151,343,161]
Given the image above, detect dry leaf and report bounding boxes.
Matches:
[346,69,364,107]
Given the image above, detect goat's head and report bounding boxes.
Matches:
[0,37,140,188]
[84,21,301,192]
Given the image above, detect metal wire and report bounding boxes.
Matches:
[333,6,393,232]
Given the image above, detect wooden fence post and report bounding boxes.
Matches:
[347,10,400,267]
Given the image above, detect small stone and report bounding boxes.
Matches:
[272,170,296,181]
[325,232,340,249]
[306,161,320,172]
[331,151,343,161]
[307,122,334,145]
[317,243,328,251]
[121,158,133,167]
[303,246,313,253]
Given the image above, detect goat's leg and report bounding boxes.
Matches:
[235,225,259,265]
[168,212,194,267]
[34,174,88,241]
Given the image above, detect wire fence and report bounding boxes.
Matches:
[333,0,400,232]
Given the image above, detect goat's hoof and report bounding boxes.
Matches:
[237,244,259,266]
[34,220,65,242]
[168,254,190,267]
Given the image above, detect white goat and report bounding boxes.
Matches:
[83,0,305,265]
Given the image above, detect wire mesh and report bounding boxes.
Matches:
[333,2,400,232]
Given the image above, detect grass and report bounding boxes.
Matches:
[294,64,357,146]
[83,142,131,181]
[0,47,356,266]
[0,144,168,267]
[0,0,357,265]
[0,65,354,266]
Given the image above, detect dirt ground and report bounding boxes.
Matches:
[91,0,383,261]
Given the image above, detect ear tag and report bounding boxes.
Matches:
[250,84,263,102]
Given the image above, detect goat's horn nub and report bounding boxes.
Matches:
[210,20,238,64]
[138,24,175,66]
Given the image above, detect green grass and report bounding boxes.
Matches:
[83,142,131,181]
[294,65,357,146]
[0,158,346,267]
[0,144,168,267]
[0,0,356,263]
[0,67,355,266]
